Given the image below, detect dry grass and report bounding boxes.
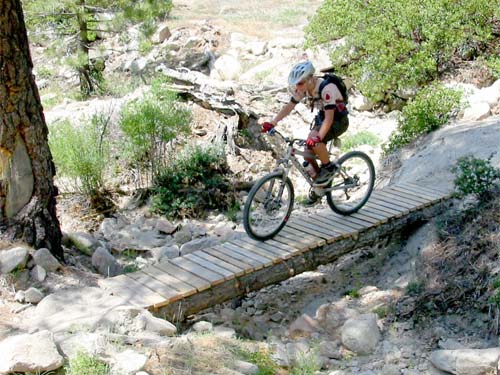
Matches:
[144,332,265,375]
[170,0,322,39]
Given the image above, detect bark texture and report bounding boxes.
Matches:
[0,0,63,259]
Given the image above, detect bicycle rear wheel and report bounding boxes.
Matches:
[326,151,375,215]
[243,172,294,241]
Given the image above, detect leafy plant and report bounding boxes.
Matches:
[236,347,278,375]
[383,84,461,153]
[453,154,500,200]
[119,78,191,187]
[306,0,499,102]
[49,113,111,198]
[341,131,381,152]
[66,351,109,375]
[485,56,500,79]
[290,349,321,375]
[152,144,235,219]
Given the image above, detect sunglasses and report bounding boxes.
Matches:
[296,80,306,86]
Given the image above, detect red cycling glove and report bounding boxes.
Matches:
[306,135,322,148]
[261,122,275,133]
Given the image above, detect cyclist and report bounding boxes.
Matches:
[261,60,349,204]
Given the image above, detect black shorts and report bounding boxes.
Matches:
[312,113,349,143]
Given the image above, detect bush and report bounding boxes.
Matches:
[152,144,235,219]
[66,352,109,375]
[341,131,381,152]
[306,0,499,101]
[49,113,111,197]
[453,155,500,200]
[119,79,191,187]
[383,84,461,153]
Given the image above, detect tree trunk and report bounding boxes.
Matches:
[77,0,93,96]
[0,0,64,260]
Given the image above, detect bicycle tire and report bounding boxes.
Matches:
[326,151,375,215]
[243,172,294,241]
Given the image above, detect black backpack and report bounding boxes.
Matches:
[319,73,348,103]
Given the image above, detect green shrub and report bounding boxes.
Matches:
[119,79,191,187]
[152,144,235,219]
[341,131,381,152]
[306,0,499,101]
[383,84,461,153]
[66,352,109,375]
[49,113,111,197]
[452,155,500,200]
[486,56,500,79]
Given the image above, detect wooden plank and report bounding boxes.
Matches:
[329,214,369,230]
[154,261,212,291]
[99,274,166,307]
[140,265,197,298]
[237,237,291,259]
[268,232,308,251]
[376,189,429,207]
[170,257,226,286]
[230,239,281,262]
[222,242,271,268]
[309,216,352,238]
[196,250,246,277]
[317,212,365,231]
[364,199,405,216]
[288,219,337,239]
[281,225,327,247]
[384,186,434,204]
[388,185,439,203]
[276,227,323,249]
[356,206,391,222]
[239,236,296,256]
[206,247,255,273]
[350,211,381,224]
[262,237,302,253]
[392,183,443,200]
[372,193,420,212]
[314,214,360,235]
[398,181,450,197]
[127,270,181,301]
[184,253,235,280]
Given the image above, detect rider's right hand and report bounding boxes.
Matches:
[261,122,275,133]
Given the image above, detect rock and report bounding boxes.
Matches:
[350,93,375,111]
[32,248,61,272]
[92,247,123,277]
[66,232,100,255]
[0,330,64,374]
[15,290,26,303]
[341,313,381,355]
[462,102,491,121]
[24,287,44,304]
[213,326,236,339]
[211,54,242,81]
[30,265,47,282]
[150,245,179,261]
[155,218,177,234]
[180,236,219,255]
[153,23,171,44]
[0,246,29,274]
[233,359,259,375]
[316,301,359,334]
[430,348,500,375]
[193,321,213,333]
[111,349,148,374]
[289,313,321,338]
[134,310,177,336]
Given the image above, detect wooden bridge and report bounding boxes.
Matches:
[99,181,453,320]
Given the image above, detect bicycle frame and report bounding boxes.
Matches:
[269,131,357,196]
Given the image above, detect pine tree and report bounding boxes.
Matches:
[24,0,173,96]
[0,0,64,260]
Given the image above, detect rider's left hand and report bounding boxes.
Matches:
[306,135,321,148]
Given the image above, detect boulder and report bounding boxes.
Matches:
[0,246,29,274]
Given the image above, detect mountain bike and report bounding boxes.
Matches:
[243,129,375,241]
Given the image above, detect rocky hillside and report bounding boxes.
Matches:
[1,1,500,374]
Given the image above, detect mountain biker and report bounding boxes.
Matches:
[261,60,349,204]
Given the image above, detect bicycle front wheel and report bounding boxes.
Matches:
[326,151,375,215]
[243,172,294,241]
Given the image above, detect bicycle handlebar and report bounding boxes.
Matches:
[266,129,306,147]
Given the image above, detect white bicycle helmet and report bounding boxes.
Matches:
[288,61,315,86]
